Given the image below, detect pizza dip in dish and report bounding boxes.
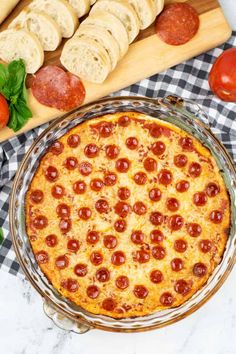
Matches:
[25,112,230,318]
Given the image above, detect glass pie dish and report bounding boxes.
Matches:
[10,96,236,334]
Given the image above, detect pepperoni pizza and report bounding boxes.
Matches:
[25,112,230,318]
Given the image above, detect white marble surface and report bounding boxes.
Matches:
[1,1,236,353]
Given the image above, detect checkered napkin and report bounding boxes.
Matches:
[1,32,236,277]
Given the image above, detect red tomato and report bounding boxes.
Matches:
[0,94,9,129]
[209,48,236,102]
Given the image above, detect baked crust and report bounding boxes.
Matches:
[25,112,230,318]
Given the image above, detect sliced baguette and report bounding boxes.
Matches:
[76,24,120,70]
[82,10,128,58]
[152,0,165,15]
[0,29,44,73]
[90,0,140,43]
[9,9,62,51]
[68,0,90,17]
[128,0,156,30]
[29,0,78,38]
[0,0,20,25]
[61,36,111,83]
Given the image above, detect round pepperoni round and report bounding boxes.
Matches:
[133,250,150,263]
[158,169,172,185]
[59,218,71,233]
[168,215,184,231]
[174,154,188,168]
[187,223,202,237]
[74,264,87,277]
[174,279,190,295]
[114,201,131,218]
[73,180,87,194]
[95,199,109,214]
[152,246,166,260]
[149,188,162,202]
[79,161,93,176]
[151,141,166,156]
[116,275,129,289]
[176,180,190,193]
[55,255,69,269]
[118,115,130,127]
[61,278,78,292]
[36,250,49,264]
[149,123,162,138]
[51,185,65,199]
[30,190,44,204]
[78,207,92,220]
[133,285,148,299]
[64,157,78,170]
[84,144,99,158]
[102,298,116,311]
[50,141,64,155]
[166,198,180,212]
[206,182,220,197]
[45,234,57,247]
[32,215,48,230]
[97,121,113,138]
[45,166,58,182]
[87,231,99,244]
[116,158,130,173]
[193,262,207,277]
[114,219,127,233]
[193,192,207,206]
[150,270,163,284]
[160,292,174,306]
[174,239,188,253]
[126,137,138,150]
[56,203,70,218]
[179,137,194,151]
[199,239,212,253]
[143,157,157,172]
[131,230,145,244]
[111,251,126,266]
[103,235,117,249]
[118,187,131,200]
[87,285,100,299]
[210,210,223,224]
[90,251,103,266]
[90,178,104,191]
[133,201,147,215]
[189,162,202,178]
[67,239,80,253]
[105,144,119,159]
[104,172,117,186]
[67,134,80,148]
[171,258,184,272]
[150,212,164,226]
[150,230,164,243]
[96,268,110,282]
[134,172,147,185]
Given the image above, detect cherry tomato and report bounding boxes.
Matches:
[209,48,236,102]
[0,94,9,129]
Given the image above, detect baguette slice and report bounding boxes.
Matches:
[0,29,44,73]
[82,10,128,58]
[90,0,140,43]
[68,0,90,17]
[29,0,78,38]
[128,0,156,30]
[152,0,165,15]
[61,36,111,84]
[9,9,62,51]
[76,24,120,70]
[0,0,20,25]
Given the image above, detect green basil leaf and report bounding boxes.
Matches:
[0,63,8,90]
[0,228,3,245]
[16,97,32,120]
[1,85,11,100]
[7,59,25,96]
[7,104,18,131]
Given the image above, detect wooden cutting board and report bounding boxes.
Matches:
[0,0,232,142]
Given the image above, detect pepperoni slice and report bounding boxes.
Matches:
[73,180,87,194]
[168,215,184,231]
[156,3,199,46]
[84,144,99,158]
[96,268,110,282]
[174,280,190,295]
[45,166,58,182]
[151,141,166,156]
[114,219,127,233]
[96,121,113,138]
[87,285,100,299]
[199,239,212,253]
[174,239,187,253]
[56,203,70,218]
[150,230,164,243]
[103,235,117,249]
[189,162,202,178]
[166,198,180,212]
[160,292,174,306]
[179,137,194,151]
[111,251,126,266]
[143,157,157,172]
[131,230,144,244]
[148,123,162,138]
[90,178,104,191]
[95,199,109,214]
[55,255,69,269]
[116,158,130,173]
[133,201,147,215]
[149,188,162,202]
[104,172,117,186]
[193,192,207,206]
[78,207,92,220]
[67,134,80,148]
[32,215,48,230]
[193,263,207,277]
[105,144,119,159]
[114,201,131,218]
[45,234,57,247]
[64,156,78,170]
[174,154,188,168]
[150,212,163,226]
[118,115,130,127]
[210,210,223,223]
[102,298,116,311]
[158,169,172,185]
[152,246,166,260]
[90,251,103,266]
[30,190,44,204]
[36,250,49,264]
[187,225,202,239]
[59,218,72,233]
[118,187,130,200]
[133,250,150,263]
[61,278,78,292]
[171,258,184,272]
[133,285,148,299]
[74,264,87,277]
[150,270,163,284]
[67,239,80,253]
[134,172,147,185]
[176,180,190,193]
[79,161,93,176]
[116,276,129,289]
[126,137,138,150]
[206,182,220,197]
[87,231,99,244]
[31,66,85,111]
[50,141,64,155]
[51,185,65,199]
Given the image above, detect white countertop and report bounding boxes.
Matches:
[1,1,236,353]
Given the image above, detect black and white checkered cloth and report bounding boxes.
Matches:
[1,32,236,277]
